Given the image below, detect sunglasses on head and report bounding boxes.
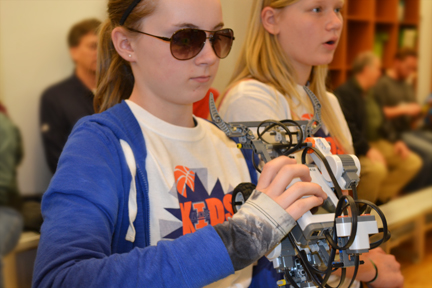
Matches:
[127,27,235,60]
[120,0,234,61]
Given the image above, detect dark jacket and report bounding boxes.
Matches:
[371,75,415,141]
[334,78,370,156]
[39,73,94,173]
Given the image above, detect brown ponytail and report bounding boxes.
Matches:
[94,0,158,113]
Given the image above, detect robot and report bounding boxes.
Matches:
[209,87,389,288]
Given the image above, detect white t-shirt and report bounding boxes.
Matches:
[219,79,353,154]
[126,100,253,288]
[219,80,359,288]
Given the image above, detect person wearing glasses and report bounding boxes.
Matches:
[32,0,327,287]
[219,0,404,287]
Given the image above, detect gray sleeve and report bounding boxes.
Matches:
[213,189,296,271]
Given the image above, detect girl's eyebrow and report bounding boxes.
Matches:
[174,22,225,30]
[213,22,225,30]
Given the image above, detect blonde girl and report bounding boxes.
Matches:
[219,1,404,287]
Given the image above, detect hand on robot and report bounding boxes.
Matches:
[367,147,387,166]
[394,141,411,160]
[403,102,422,117]
[338,248,403,287]
[256,156,328,220]
[361,248,404,288]
[213,156,328,271]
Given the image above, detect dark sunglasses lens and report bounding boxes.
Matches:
[212,29,234,59]
[171,29,206,60]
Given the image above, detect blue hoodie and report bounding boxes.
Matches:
[32,101,279,288]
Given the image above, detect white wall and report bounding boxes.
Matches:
[0,0,107,195]
[417,0,432,103]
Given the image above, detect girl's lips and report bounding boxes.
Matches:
[191,76,211,83]
[323,40,338,50]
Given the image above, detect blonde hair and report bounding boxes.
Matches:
[226,0,353,153]
[94,0,158,113]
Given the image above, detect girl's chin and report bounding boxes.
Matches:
[310,56,335,67]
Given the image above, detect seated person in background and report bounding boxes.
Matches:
[40,18,101,173]
[373,48,432,191]
[334,51,422,204]
[0,102,24,288]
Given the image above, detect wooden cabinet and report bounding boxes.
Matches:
[327,0,420,90]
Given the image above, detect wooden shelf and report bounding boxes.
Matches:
[376,0,398,22]
[346,16,373,22]
[399,21,419,26]
[402,0,420,24]
[376,23,399,68]
[329,19,347,70]
[347,0,374,20]
[375,19,397,24]
[327,0,419,91]
[346,21,374,67]
[327,70,345,91]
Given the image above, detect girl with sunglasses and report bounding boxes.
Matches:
[32,0,327,287]
[219,0,404,287]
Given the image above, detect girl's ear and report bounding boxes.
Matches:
[111,27,136,62]
[261,6,281,35]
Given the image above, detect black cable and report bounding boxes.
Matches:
[251,150,262,173]
[280,119,304,155]
[287,233,349,288]
[256,119,305,156]
[325,194,358,251]
[251,119,306,174]
[257,120,293,145]
[321,228,340,286]
[351,184,359,201]
[339,199,390,248]
[355,200,390,248]
[287,234,324,288]
[335,268,347,288]
[345,256,360,288]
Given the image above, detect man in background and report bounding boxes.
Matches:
[373,48,432,191]
[40,18,101,173]
[335,52,421,204]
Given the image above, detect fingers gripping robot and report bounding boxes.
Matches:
[209,87,389,288]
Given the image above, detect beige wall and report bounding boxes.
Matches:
[417,0,432,103]
[213,0,253,93]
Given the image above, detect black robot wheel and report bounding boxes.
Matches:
[232,182,256,214]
